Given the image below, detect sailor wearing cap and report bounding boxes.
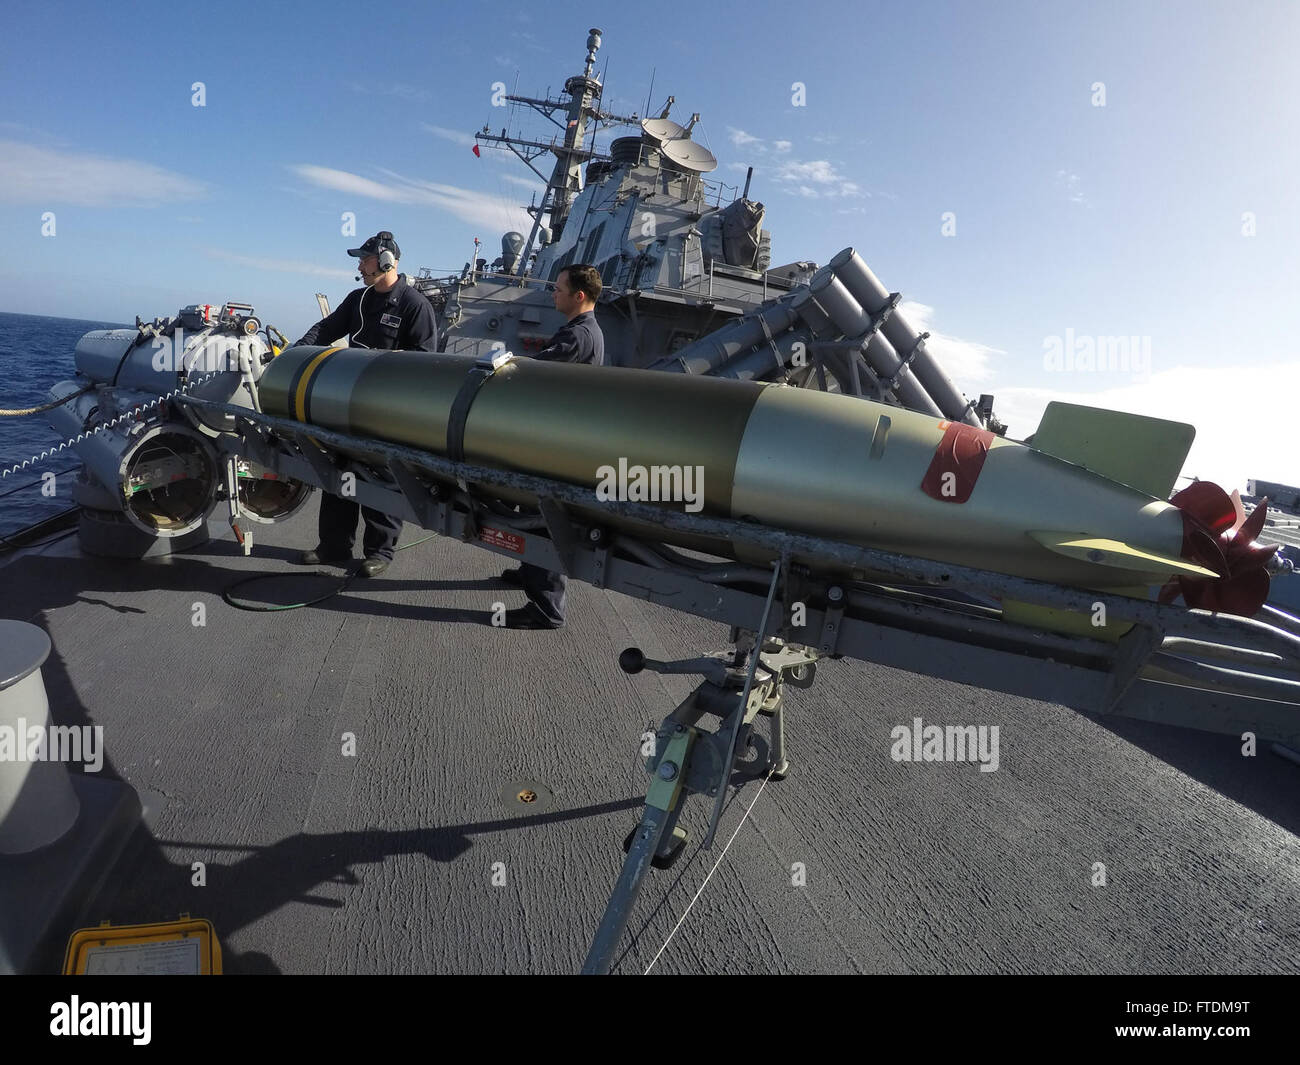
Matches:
[296,231,438,577]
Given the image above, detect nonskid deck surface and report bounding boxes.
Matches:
[4,509,1298,974]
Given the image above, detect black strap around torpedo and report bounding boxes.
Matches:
[446,351,514,463]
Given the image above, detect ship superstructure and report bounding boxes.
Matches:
[414,28,818,371]
[412,28,1001,444]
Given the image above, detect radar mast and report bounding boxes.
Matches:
[473,28,641,275]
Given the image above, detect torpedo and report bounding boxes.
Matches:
[594,458,705,511]
[258,345,1275,617]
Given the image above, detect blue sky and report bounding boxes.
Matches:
[1,0,1296,488]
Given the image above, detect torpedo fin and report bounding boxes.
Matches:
[1001,593,1143,642]
[1029,402,1195,498]
[1028,531,1220,579]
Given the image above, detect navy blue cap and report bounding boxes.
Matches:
[347,231,400,260]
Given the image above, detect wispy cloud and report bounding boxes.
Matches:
[724,128,865,199]
[422,123,476,148]
[291,163,533,232]
[205,248,356,281]
[0,140,206,207]
[293,165,408,203]
[500,173,545,191]
[771,158,860,198]
[901,301,1003,386]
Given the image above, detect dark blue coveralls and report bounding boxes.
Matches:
[295,275,438,561]
[522,309,605,624]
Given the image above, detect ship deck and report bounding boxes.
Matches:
[4,507,1299,974]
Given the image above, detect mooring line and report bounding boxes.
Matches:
[0,367,229,479]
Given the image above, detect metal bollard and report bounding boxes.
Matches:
[0,620,80,854]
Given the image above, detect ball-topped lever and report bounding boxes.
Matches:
[618,648,649,674]
[618,648,733,685]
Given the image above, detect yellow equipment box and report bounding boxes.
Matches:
[63,917,222,975]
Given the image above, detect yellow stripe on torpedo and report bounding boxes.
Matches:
[294,346,342,422]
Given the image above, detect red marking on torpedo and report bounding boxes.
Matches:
[921,422,996,503]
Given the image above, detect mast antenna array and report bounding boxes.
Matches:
[472,28,642,272]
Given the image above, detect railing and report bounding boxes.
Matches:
[416,263,797,307]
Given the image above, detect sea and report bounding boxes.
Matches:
[0,311,130,538]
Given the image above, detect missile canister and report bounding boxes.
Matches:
[259,346,1231,600]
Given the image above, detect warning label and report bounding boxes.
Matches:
[85,938,201,975]
[479,527,526,554]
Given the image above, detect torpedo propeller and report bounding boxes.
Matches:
[1161,481,1277,616]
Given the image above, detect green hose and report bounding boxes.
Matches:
[221,533,441,612]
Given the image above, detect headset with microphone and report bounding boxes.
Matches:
[351,232,401,345]
[375,232,398,272]
[355,231,399,281]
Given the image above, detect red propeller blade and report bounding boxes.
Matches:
[1236,496,1269,543]
[1167,486,1275,617]
[1180,568,1271,616]
[1171,481,1237,535]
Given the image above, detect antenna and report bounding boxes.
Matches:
[641,117,717,173]
[471,28,642,275]
[584,27,601,76]
[644,67,655,120]
[596,56,610,155]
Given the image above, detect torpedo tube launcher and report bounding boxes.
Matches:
[41,304,312,554]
